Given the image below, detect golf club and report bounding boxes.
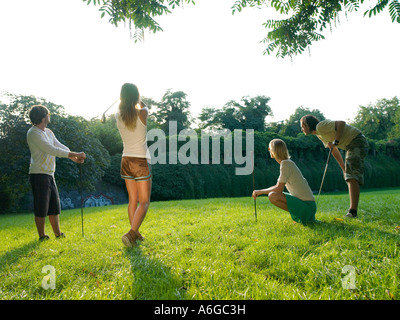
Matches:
[80,162,84,237]
[101,99,119,123]
[316,147,333,205]
[252,151,257,222]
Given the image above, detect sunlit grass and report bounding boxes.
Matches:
[0,188,399,300]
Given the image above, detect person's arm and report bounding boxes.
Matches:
[325,121,346,172]
[138,101,148,125]
[333,120,345,145]
[252,182,285,199]
[49,129,86,162]
[52,131,70,152]
[330,146,345,172]
[28,128,70,158]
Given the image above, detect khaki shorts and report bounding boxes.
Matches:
[120,157,152,181]
[345,134,369,185]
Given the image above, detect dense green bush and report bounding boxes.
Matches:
[144,132,400,201]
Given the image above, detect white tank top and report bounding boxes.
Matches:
[116,111,150,160]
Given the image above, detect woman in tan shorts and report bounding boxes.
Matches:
[116,83,152,247]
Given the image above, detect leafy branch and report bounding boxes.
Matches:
[83,0,195,42]
[84,0,400,57]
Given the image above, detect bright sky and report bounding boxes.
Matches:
[0,0,399,125]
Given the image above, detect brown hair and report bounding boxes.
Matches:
[300,115,320,131]
[29,105,49,125]
[119,83,140,130]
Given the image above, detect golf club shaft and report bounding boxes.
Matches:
[252,151,257,222]
[102,99,119,122]
[254,199,257,222]
[80,162,84,237]
[317,148,332,204]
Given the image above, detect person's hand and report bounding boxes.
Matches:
[69,152,86,163]
[252,190,259,200]
[327,142,335,149]
[69,156,85,164]
[139,101,147,109]
[77,152,86,160]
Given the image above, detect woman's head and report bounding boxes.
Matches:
[268,139,290,161]
[119,83,140,130]
[120,83,140,106]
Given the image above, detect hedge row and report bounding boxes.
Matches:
[102,132,400,201]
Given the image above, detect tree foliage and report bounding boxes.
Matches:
[198,95,272,131]
[351,96,399,140]
[279,106,325,137]
[154,89,192,132]
[233,0,400,58]
[82,0,195,41]
[84,0,400,58]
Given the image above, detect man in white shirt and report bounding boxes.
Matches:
[27,105,86,240]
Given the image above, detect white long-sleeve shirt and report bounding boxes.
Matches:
[27,126,70,176]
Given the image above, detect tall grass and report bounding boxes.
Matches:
[0,188,399,300]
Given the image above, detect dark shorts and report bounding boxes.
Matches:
[345,134,369,185]
[120,157,152,181]
[29,174,61,218]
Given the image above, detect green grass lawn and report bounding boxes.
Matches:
[0,188,399,300]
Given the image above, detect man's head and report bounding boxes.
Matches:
[300,114,320,135]
[29,105,50,125]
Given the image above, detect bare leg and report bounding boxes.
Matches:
[125,180,138,227]
[268,192,289,211]
[347,179,360,211]
[125,179,152,233]
[35,216,46,237]
[48,215,61,236]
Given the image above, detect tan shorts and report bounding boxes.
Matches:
[120,157,152,181]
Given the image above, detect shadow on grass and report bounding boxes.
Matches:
[305,218,400,247]
[0,240,40,273]
[124,244,188,300]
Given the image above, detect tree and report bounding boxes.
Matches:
[351,96,399,140]
[198,95,272,131]
[154,89,192,132]
[85,0,400,58]
[388,102,400,140]
[199,104,242,131]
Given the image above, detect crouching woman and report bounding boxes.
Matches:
[252,139,316,224]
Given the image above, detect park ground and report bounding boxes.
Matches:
[0,188,399,300]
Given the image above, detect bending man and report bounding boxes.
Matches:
[300,115,368,218]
